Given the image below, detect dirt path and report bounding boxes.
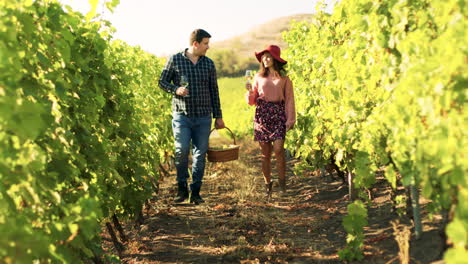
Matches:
[101,138,445,264]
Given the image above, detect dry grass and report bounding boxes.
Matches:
[391,220,411,264]
[206,135,262,202]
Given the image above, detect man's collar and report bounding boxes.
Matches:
[182,48,204,60]
[182,48,189,58]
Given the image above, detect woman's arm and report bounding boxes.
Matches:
[245,75,259,105]
[285,77,296,130]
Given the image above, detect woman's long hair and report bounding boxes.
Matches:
[258,54,287,77]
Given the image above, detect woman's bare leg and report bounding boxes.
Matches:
[259,142,273,184]
[273,139,286,191]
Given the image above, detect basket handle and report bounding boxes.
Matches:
[209,127,236,145]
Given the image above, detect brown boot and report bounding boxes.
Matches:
[265,182,273,198]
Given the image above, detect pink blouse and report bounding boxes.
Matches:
[246,74,296,127]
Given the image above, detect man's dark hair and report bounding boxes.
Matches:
[190,29,211,44]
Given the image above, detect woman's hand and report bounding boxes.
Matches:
[245,82,252,91]
[286,123,294,131]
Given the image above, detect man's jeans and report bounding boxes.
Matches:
[172,112,212,185]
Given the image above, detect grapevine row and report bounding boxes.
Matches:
[283,0,466,262]
[0,0,172,262]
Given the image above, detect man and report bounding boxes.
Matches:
[159,29,225,204]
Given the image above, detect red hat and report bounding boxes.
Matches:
[255,45,287,64]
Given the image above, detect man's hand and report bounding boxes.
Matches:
[214,118,225,129]
[175,87,189,96]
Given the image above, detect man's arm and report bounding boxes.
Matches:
[208,61,223,119]
[159,55,178,94]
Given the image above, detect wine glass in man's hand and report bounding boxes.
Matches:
[180,75,190,97]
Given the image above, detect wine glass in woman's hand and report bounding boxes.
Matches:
[245,70,253,91]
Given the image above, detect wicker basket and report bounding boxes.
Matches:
[207,127,240,162]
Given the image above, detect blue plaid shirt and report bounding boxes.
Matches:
[159,49,223,118]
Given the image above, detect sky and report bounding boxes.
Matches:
[60,0,335,57]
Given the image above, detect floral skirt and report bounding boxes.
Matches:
[254,98,286,142]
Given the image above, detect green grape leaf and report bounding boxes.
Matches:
[446,219,467,248]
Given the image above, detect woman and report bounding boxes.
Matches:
[245,45,296,197]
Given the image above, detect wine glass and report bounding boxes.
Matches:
[245,70,253,91]
[180,75,189,97]
[245,70,253,84]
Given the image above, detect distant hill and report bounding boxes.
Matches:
[211,14,315,58]
[208,14,316,77]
